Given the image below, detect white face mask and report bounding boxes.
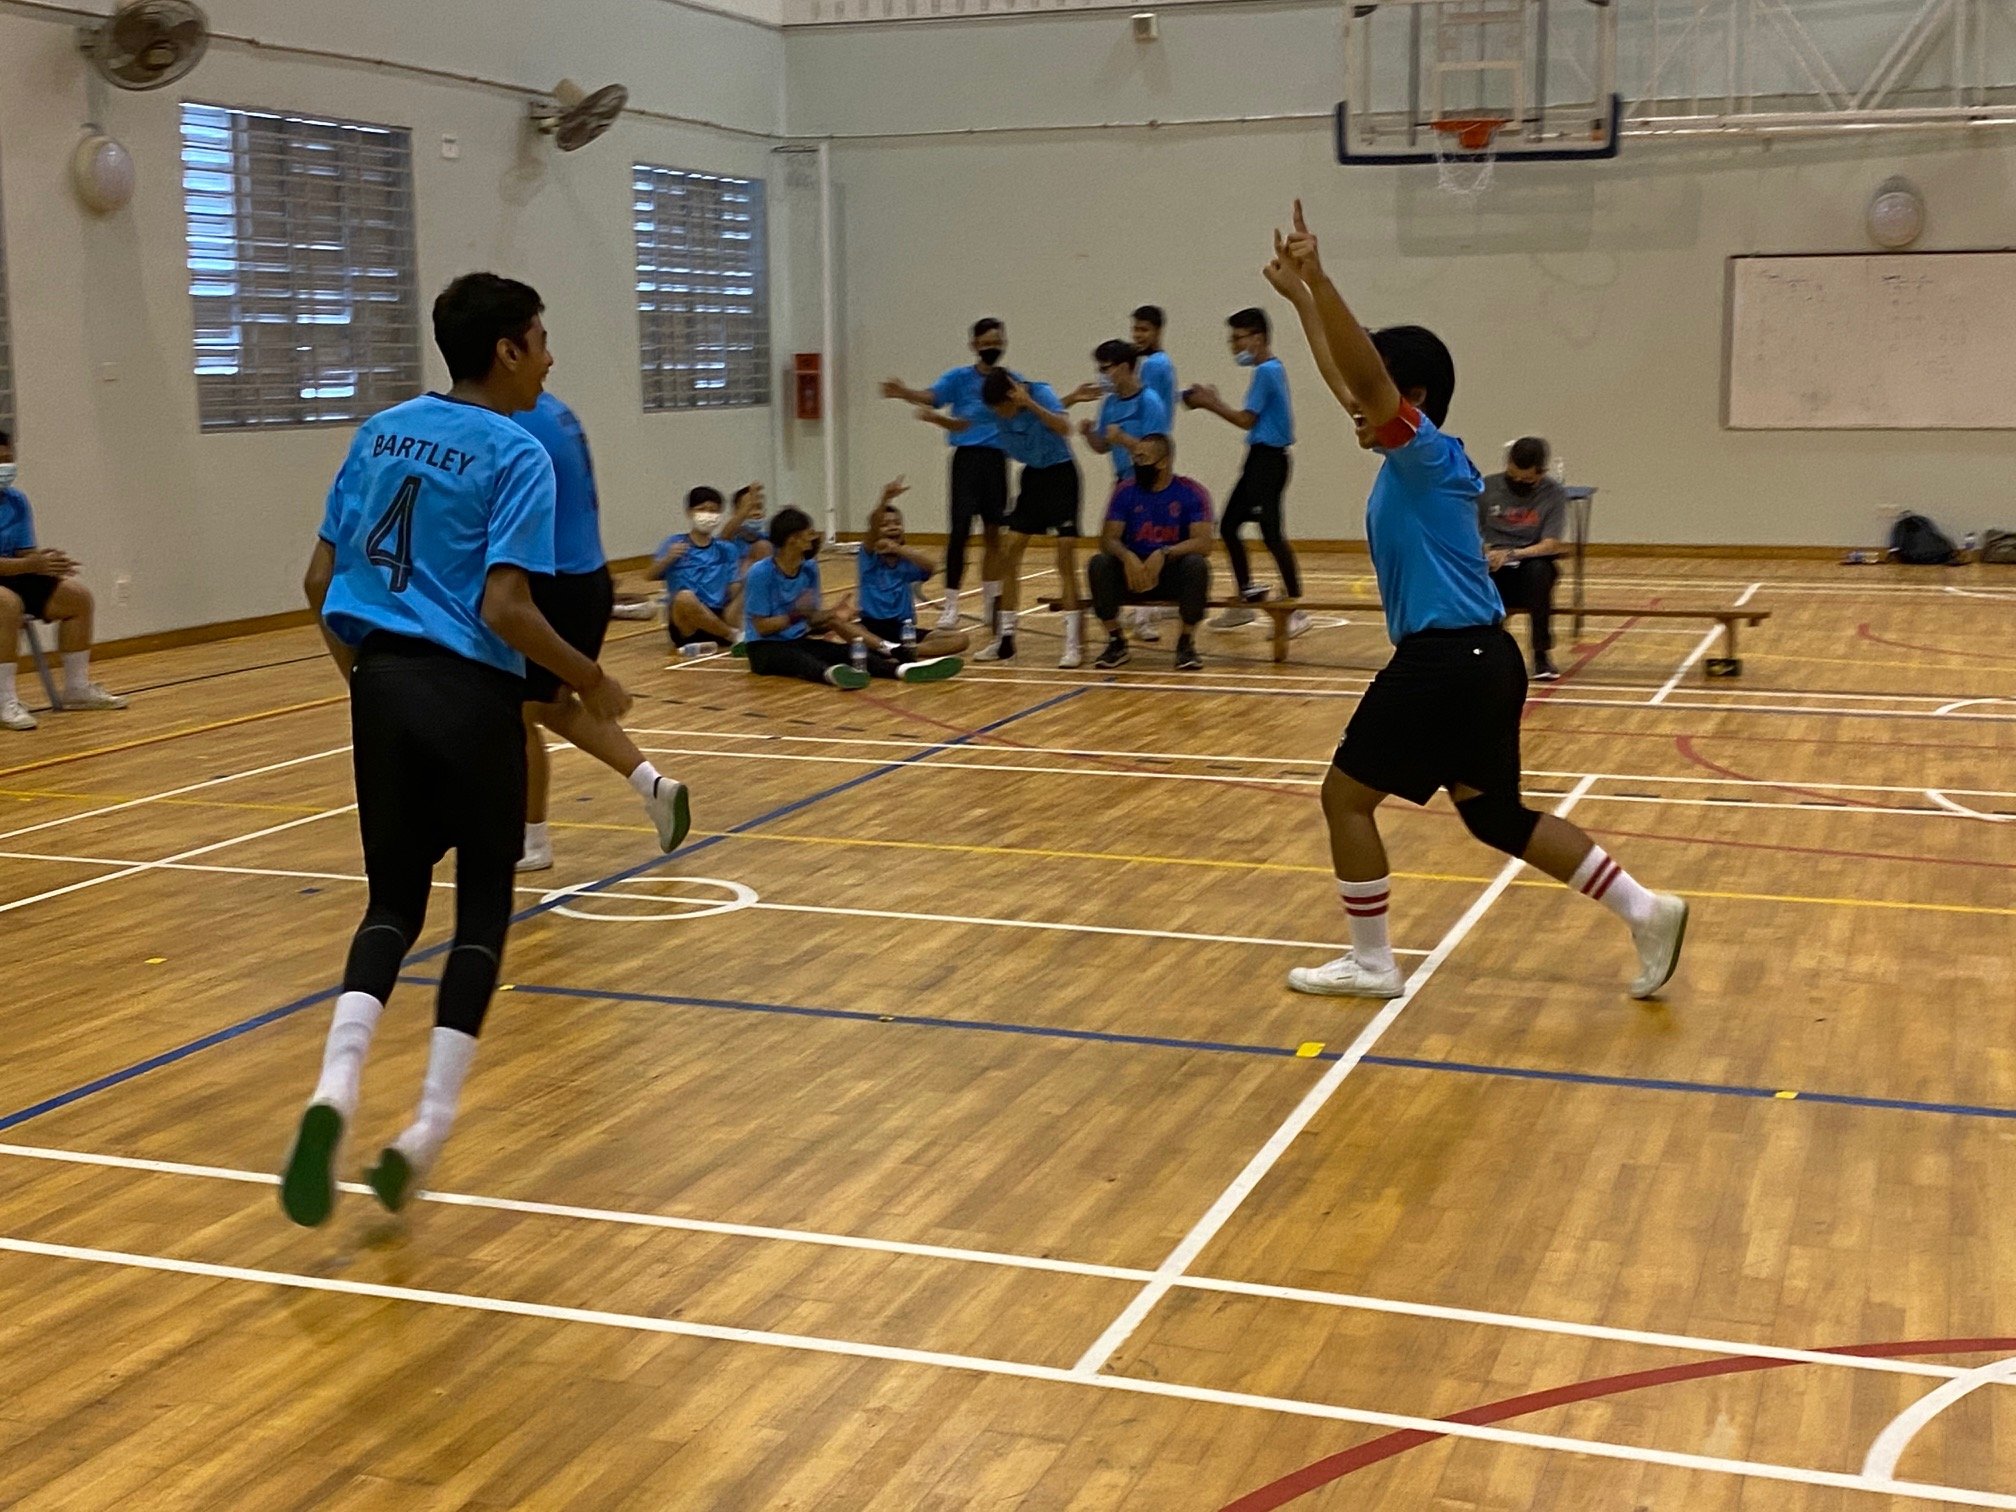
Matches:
[1234,350,1258,368]
[0,464,17,490]
[689,509,722,537]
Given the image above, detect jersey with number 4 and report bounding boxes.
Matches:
[319,393,558,675]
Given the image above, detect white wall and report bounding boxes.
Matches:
[786,3,2016,547]
[0,0,785,640]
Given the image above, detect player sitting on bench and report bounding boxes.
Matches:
[1479,436,1568,681]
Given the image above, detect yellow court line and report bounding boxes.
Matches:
[0,696,346,781]
[698,828,2016,919]
[0,787,327,818]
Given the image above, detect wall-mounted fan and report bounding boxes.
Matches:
[529,80,629,152]
[78,0,209,92]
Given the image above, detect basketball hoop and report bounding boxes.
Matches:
[1430,117,1507,198]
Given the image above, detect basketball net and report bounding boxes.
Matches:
[1430,118,1506,199]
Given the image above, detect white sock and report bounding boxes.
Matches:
[1569,846,1658,930]
[628,761,662,800]
[310,991,384,1118]
[62,651,90,694]
[1063,613,1083,650]
[522,820,550,855]
[392,1027,479,1171]
[1337,877,1395,972]
[981,580,1001,619]
[0,664,15,704]
[998,610,1019,636]
[941,589,963,620]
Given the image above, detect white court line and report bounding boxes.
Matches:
[0,1140,1978,1387]
[2,1236,2007,1508]
[0,743,352,844]
[1071,775,1602,1378]
[1648,582,1763,706]
[1863,1353,2016,1481]
[0,850,1395,955]
[0,805,355,919]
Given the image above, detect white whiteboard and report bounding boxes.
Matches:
[1725,252,2016,430]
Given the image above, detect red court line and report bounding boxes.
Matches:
[1674,734,1901,812]
[1528,722,2010,754]
[1529,606,1653,702]
[1858,622,2016,664]
[1585,822,2016,873]
[1216,1336,2016,1511]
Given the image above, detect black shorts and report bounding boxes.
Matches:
[352,633,527,879]
[1334,624,1525,806]
[524,565,615,703]
[4,573,61,621]
[1005,462,1082,538]
[859,614,910,644]
[950,446,1009,526]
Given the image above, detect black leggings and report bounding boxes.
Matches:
[344,636,524,1038]
[1220,444,1300,598]
[945,446,1008,590]
[746,636,903,684]
[1088,552,1211,628]
[1490,556,1559,658]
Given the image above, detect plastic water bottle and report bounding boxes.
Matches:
[678,640,715,658]
[900,617,917,651]
[850,638,868,675]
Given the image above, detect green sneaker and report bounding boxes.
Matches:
[365,1146,419,1213]
[825,665,870,691]
[729,640,749,659]
[896,656,962,684]
[279,1103,344,1228]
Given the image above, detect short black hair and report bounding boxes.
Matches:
[1132,305,1165,330]
[1136,431,1173,458]
[971,317,1005,342]
[981,369,1015,407]
[1228,307,1269,339]
[432,273,544,383]
[1094,339,1140,370]
[769,505,814,548]
[687,486,724,511]
[732,484,758,509]
[1508,436,1550,471]
[1370,325,1456,427]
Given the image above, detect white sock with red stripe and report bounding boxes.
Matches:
[1569,847,1657,930]
[1337,877,1395,972]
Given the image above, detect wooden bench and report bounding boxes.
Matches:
[1041,597,1770,675]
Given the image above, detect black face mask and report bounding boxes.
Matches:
[1507,479,1536,496]
[976,347,1004,367]
[1135,462,1165,490]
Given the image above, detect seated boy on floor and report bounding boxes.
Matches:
[856,478,969,658]
[651,484,766,647]
[743,507,963,691]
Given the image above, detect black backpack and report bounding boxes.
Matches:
[1890,513,1957,565]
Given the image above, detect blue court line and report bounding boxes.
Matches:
[0,688,1087,1133]
[444,978,2016,1127]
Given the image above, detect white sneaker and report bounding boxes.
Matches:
[1058,640,1084,670]
[1,698,37,731]
[935,607,962,632]
[974,636,1015,663]
[609,601,656,621]
[1209,606,1257,629]
[64,683,127,710]
[1130,608,1161,643]
[1285,610,1313,639]
[1629,893,1689,999]
[645,777,692,853]
[515,837,553,873]
[1287,950,1405,999]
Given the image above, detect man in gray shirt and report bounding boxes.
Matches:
[1479,435,1568,681]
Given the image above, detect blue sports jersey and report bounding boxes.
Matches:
[993,382,1075,470]
[930,364,1012,451]
[318,393,557,675]
[1106,474,1213,559]
[1096,387,1171,481]
[660,532,747,609]
[512,392,604,575]
[857,552,929,622]
[1364,405,1503,642]
[1244,358,1295,450]
[1139,349,1179,430]
[743,555,820,641]
[0,488,36,557]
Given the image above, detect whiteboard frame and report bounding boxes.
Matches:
[1722,250,2016,432]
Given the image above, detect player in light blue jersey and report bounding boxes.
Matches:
[971,370,1085,667]
[1262,203,1687,1006]
[1130,305,1180,429]
[510,390,688,873]
[1065,340,1170,487]
[882,318,1011,634]
[283,274,639,1229]
[651,483,767,648]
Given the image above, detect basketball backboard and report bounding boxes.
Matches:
[1337,0,1620,167]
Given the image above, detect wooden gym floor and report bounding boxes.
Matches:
[1,552,2013,1511]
